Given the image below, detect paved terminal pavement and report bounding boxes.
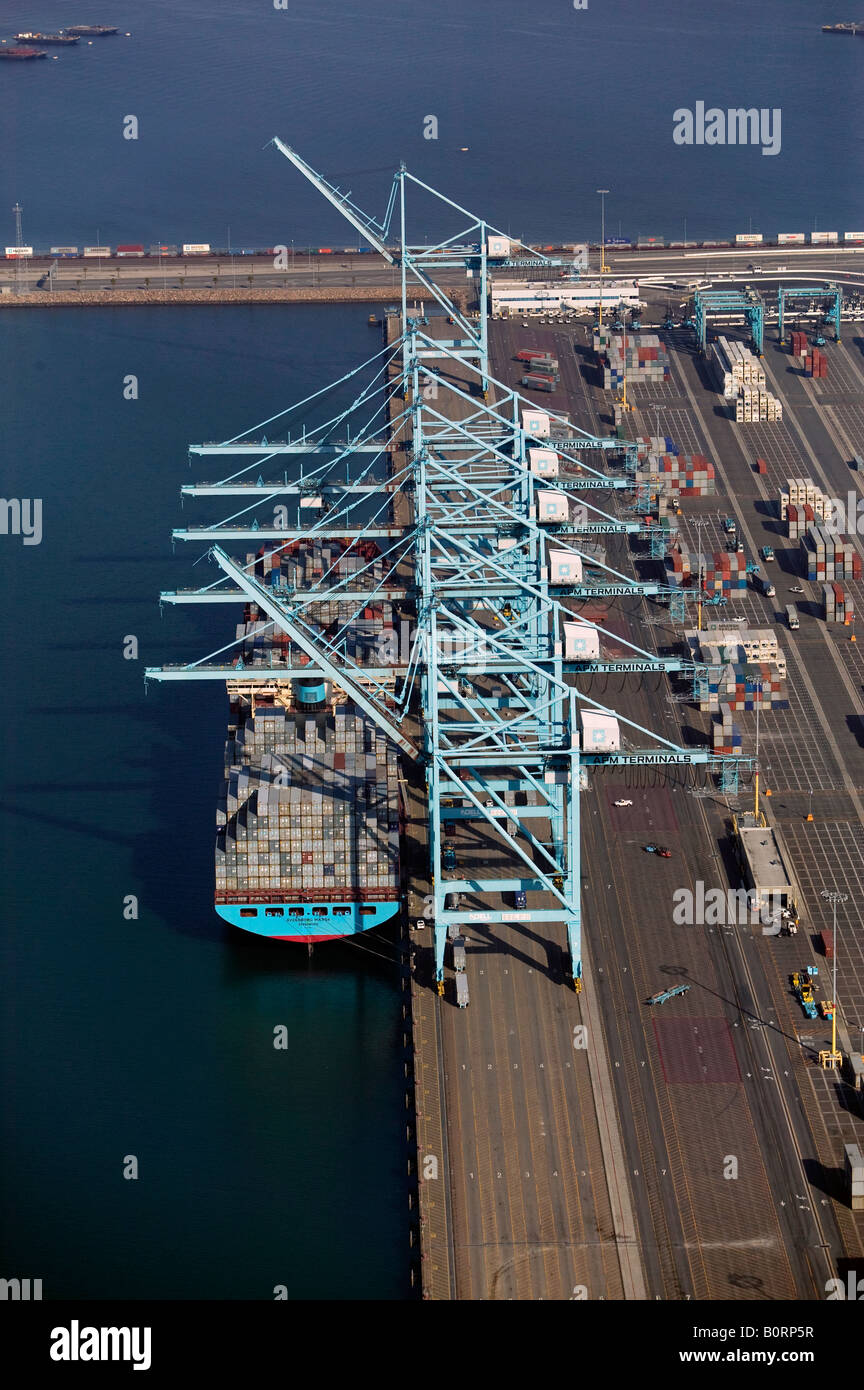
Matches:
[408,304,864,1300]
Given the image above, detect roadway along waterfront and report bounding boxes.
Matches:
[2,245,862,305]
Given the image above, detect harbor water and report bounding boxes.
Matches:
[0,305,409,1299]
[0,0,861,248]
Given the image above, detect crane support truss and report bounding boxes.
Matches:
[147,142,749,991]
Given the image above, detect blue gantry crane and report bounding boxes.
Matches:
[777,285,842,343]
[146,142,750,994]
[694,288,764,355]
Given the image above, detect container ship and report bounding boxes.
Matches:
[0,45,48,59]
[13,32,80,45]
[215,538,402,942]
[822,22,864,35]
[65,25,119,37]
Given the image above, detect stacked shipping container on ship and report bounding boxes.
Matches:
[801,523,862,581]
[822,583,855,625]
[214,538,402,942]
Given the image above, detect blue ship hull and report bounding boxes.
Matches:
[216,899,400,940]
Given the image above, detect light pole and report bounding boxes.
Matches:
[820,889,847,1067]
[597,189,610,329]
[754,675,761,817]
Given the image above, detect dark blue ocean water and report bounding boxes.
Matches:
[0,305,410,1299]
[0,0,861,249]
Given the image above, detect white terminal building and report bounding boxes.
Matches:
[490,277,642,317]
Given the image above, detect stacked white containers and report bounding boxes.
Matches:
[712,338,782,420]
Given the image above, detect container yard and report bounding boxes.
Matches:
[142,141,864,1310]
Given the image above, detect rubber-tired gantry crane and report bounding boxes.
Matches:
[146,142,749,992]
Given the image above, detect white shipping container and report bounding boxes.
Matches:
[5,246,33,258]
[810,231,838,245]
[579,710,621,752]
[487,235,511,258]
[182,242,212,255]
[777,233,805,244]
[563,621,599,659]
[83,246,111,257]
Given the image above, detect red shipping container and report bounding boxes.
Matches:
[820,929,834,960]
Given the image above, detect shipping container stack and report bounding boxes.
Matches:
[595,332,670,390]
[702,550,748,596]
[635,451,715,497]
[689,626,785,669]
[802,347,828,379]
[634,435,679,460]
[735,387,783,423]
[711,335,782,421]
[711,335,766,397]
[665,547,747,593]
[712,704,743,755]
[789,331,808,359]
[239,541,393,670]
[215,706,400,905]
[779,478,828,538]
[695,661,788,713]
[801,523,862,582]
[686,632,788,712]
[821,582,855,626]
[785,503,819,541]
